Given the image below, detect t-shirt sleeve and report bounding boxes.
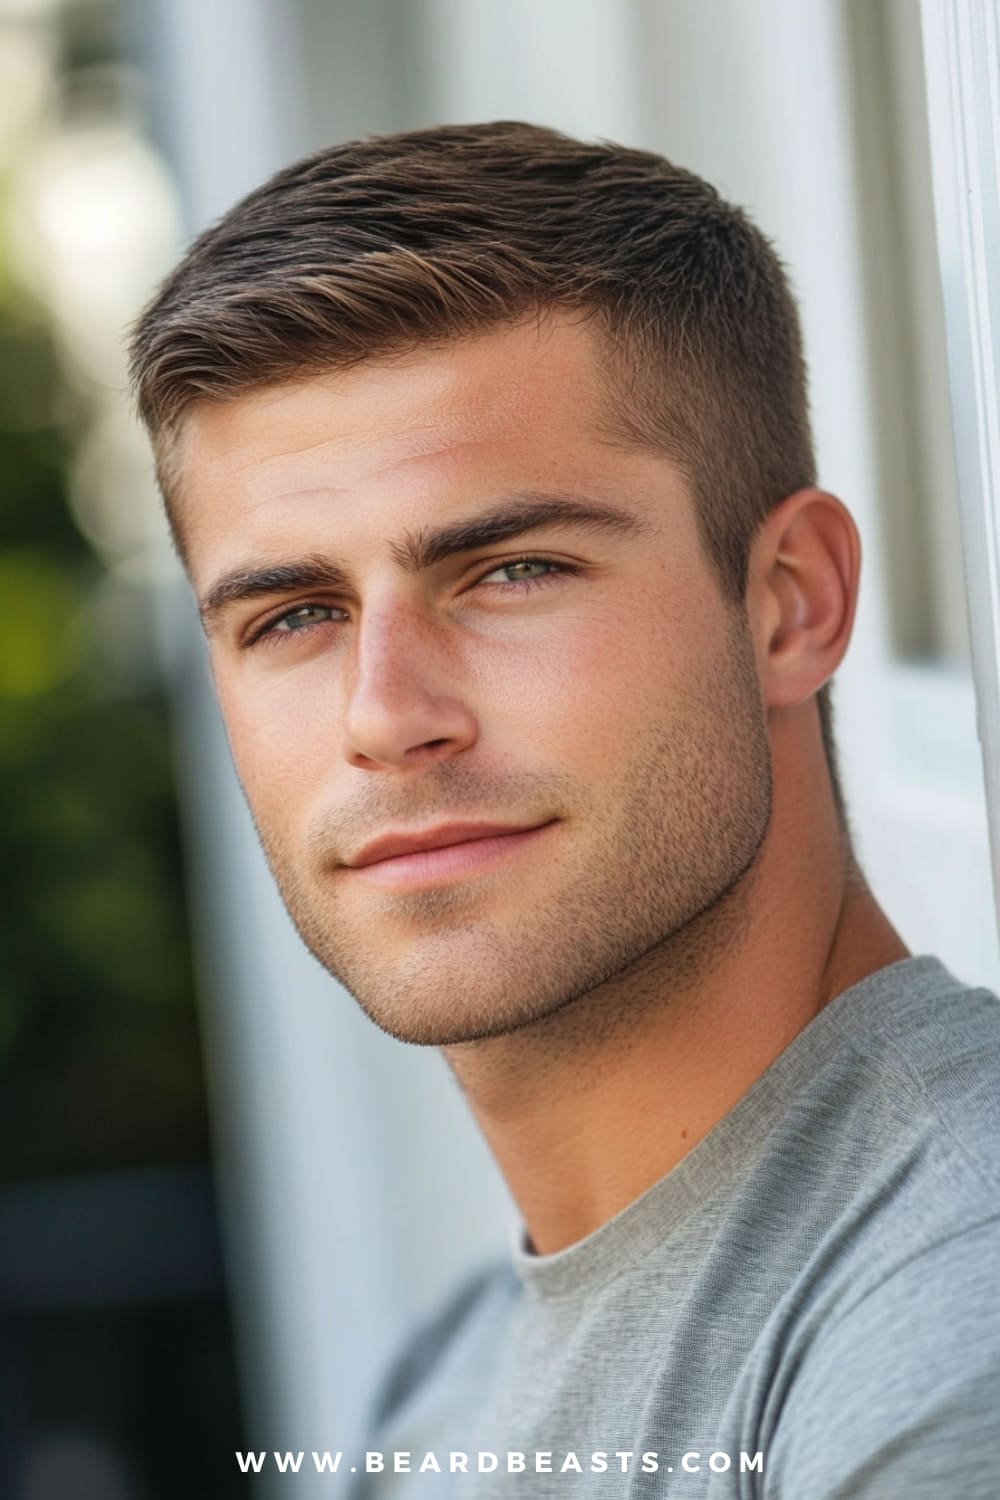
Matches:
[765,1216,1000,1499]
[348,1257,510,1498]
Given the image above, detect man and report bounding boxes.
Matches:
[128,122,999,1496]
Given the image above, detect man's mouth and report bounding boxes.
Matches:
[343,820,558,890]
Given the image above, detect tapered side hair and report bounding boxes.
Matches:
[127,119,846,825]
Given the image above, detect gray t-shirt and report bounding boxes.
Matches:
[359,955,1000,1497]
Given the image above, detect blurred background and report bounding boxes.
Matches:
[1,0,997,1495]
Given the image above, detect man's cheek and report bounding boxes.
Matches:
[220,702,315,814]
[486,611,637,698]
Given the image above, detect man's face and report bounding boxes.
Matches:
[179,314,772,1045]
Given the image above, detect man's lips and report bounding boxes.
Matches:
[342,820,558,890]
[346,821,554,868]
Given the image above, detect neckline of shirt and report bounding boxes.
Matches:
[507,953,953,1301]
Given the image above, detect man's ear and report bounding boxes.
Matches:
[746,488,861,710]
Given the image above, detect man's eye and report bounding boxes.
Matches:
[478,558,567,587]
[265,603,337,635]
[250,560,571,648]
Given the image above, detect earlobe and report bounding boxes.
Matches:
[750,489,861,710]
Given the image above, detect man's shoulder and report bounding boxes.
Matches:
[366,1256,517,1436]
[710,957,1000,1367]
[828,952,1000,1060]
[765,1212,1000,1497]
[821,955,1000,1187]
[746,960,1000,1496]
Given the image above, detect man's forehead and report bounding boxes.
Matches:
[175,314,609,502]
[182,396,532,511]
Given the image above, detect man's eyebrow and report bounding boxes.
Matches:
[198,492,648,630]
[390,492,648,571]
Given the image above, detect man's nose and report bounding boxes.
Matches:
[342,604,478,771]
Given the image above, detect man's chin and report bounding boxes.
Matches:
[314,950,559,1048]
[350,951,553,1047]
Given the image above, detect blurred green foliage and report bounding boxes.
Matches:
[0,286,208,1183]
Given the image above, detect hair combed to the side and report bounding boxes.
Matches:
[126,119,845,823]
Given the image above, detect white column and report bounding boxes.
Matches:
[921,0,1000,937]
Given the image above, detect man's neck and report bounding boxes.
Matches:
[441,799,908,1257]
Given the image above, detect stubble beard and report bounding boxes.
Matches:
[247,610,773,1048]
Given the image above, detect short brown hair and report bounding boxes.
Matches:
[127,119,846,824]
